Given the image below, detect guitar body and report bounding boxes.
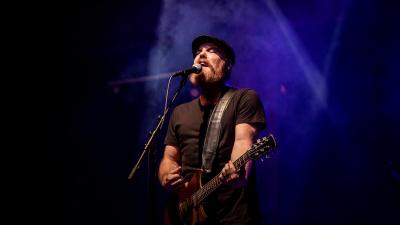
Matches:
[164,170,208,225]
[179,170,208,225]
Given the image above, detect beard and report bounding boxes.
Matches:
[190,66,224,86]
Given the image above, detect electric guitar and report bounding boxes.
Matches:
[165,134,277,225]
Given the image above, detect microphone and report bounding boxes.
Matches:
[171,64,202,78]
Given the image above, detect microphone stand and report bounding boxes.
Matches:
[128,74,188,225]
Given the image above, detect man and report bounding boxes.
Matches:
[159,35,266,225]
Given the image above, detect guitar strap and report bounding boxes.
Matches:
[201,88,235,173]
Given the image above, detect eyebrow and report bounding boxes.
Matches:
[195,46,217,54]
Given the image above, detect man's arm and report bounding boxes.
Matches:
[218,123,258,187]
[159,145,187,191]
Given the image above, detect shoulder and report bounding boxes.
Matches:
[173,97,199,114]
[232,88,261,101]
[232,88,265,114]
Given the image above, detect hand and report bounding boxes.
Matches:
[218,160,240,184]
[162,166,189,191]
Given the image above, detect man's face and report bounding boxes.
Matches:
[190,43,230,86]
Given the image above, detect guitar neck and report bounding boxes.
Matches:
[190,150,251,207]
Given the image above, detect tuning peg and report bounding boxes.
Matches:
[265,155,271,159]
[261,158,264,163]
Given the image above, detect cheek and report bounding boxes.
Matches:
[214,61,226,73]
[208,57,220,67]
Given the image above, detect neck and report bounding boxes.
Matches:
[199,82,227,106]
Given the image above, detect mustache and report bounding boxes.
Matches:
[199,62,215,74]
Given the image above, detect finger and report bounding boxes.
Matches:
[170,177,185,187]
[166,174,182,184]
[230,173,239,180]
[223,174,231,184]
[218,170,226,181]
[223,163,230,174]
[219,173,228,182]
[220,165,228,177]
[169,166,182,174]
[228,161,236,172]
[166,176,183,191]
[171,180,189,191]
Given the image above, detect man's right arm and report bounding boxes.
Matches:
[159,145,186,190]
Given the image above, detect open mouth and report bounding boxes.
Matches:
[199,61,209,67]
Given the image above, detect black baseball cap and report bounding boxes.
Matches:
[192,35,235,65]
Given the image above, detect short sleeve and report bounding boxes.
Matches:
[236,89,267,130]
[164,108,179,147]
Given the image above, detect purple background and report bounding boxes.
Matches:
[58,0,399,224]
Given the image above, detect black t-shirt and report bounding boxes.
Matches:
[164,88,266,225]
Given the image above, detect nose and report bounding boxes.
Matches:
[196,49,207,59]
[194,52,205,64]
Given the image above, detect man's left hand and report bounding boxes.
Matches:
[218,160,241,184]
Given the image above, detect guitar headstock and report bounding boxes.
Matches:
[249,134,277,160]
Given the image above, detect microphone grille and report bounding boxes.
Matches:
[193,64,202,73]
